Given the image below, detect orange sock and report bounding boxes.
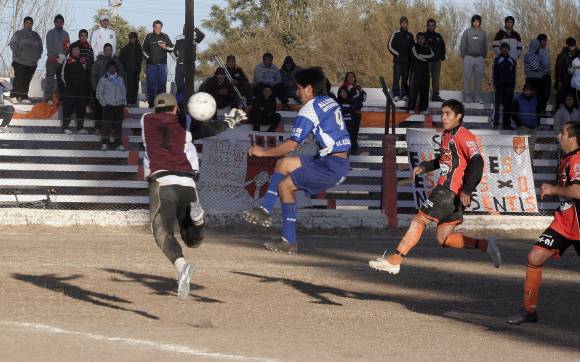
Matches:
[523,263,542,313]
[443,233,488,251]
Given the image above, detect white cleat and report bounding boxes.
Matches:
[369,257,401,275]
[190,201,204,226]
[177,263,195,299]
[486,238,501,268]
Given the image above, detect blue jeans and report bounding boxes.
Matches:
[146,64,167,104]
[175,63,185,103]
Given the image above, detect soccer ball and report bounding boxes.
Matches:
[187,92,216,122]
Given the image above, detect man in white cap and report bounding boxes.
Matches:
[90,13,116,60]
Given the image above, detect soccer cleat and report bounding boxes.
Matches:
[63,128,73,135]
[190,201,204,226]
[264,238,297,255]
[241,206,272,227]
[393,96,400,102]
[100,144,108,151]
[116,145,127,151]
[486,237,501,268]
[177,263,195,299]
[78,128,88,135]
[20,99,31,105]
[507,310,538,325]
[10,97,19,104]
[369,257,401,275]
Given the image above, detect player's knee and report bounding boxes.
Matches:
[527,249,547,267]
[274,158,289,173]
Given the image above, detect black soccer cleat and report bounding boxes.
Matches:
[264,238,297,255]
[241,206,272,227]
[507,310,538,325]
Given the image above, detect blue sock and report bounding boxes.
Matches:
[281,202,297,244]
[261,172,284,214]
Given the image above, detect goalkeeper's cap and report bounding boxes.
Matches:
[154,93,177,109]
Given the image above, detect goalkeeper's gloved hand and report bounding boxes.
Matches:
[223,108,247,128]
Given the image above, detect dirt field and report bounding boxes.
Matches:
[0,226,579,361]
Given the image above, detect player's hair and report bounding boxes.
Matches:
[23,16,33,24]
[79,29,88,37]
[54,14,64,22]
[537,33,548,42]
[70,43,80,51]
[262,52,273,60]
[295,67,328,97]
[153,20,163,27]
[155,106,175,114]
[504,16,515,23]
[104,43,113,50]
[427,19,436,25]
[565,122,580,146]
[416,32,426,39]
[566,37,576,47]
[343,71,357,84]
[226,54,236,61]
[441,99,464,123]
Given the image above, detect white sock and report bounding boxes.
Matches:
[174,257,187,274]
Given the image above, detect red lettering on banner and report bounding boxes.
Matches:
[525,196,536,212]
[505,195,517,211]
[479,174,490,193]
[482,194,493,211]
[518,176,529,193]
[502,156,512,174]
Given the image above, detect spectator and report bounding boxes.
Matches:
[536,34,552,115]
[225,55,252,105]
[253,53,288,107]
[68,29,95,66]
[280,56,302,104]
[90,14,116,59]
[388,16,414,102]
[524,37,551,115]
[570,52,580,107]
[249,85,281,132]
[492,16,523,62]
[408,33,434,115]
[9,17,43,105]
[173,26,205,103]
[512,83,540,132]
[199,67,237,111]
[336,87,355,144]
[340,72,367,154]
[553,94,580,134]
[460,15,487,104]
[492,43,516,130]
[142,20,174,108]
[96,61,127,151]
[555,37,578,106]
[0,79,15,132]
[119,32,143,107]
[44,14,69,104]
[91,43,123,128]
[326,79,336,100]
[425,19,446,102]
[60,44,91,135]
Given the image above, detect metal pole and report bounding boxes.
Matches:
[184,0,195,101]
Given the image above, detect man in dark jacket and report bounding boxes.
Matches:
[249,85,281,132]
[492,43,516,129]
[225,55,252,105]
[555,37,579,107]
[492,16,523,62]
[408,33,434,114]
[119,32,143,107]
[173,26,204,103]
[388,16,414,102]
[67,29,94,66]
[199,68,237,111]
[60,44,91,134]
[142,20,174,108]
[425,19,446,102]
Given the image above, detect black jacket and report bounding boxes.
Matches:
[226,66,249,86]
[388,28,414,64]
[61,56,91,96]
[410,44,434,74]
[555,46,579,88]
[425,31,446,61]
[173,28,205,65]
[493,54,516,88]
[199,76,236,108]
[142,32,174,65]
[249,94,277,119]
[119,43,143,73]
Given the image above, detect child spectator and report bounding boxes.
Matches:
[408,32,434,114]
[340,72,366,154]
[249,85,281,132]
[492,43,516,129]
[336,87,357,153]
[512,83,540,133]
[96,61,127,151]
[553,94,580,133]
[92,43,124,129]
[199,67,237,111]
[280,56,302,105]
[60,44,91,135]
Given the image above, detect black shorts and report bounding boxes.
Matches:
[419,185,464,225]
[535,227,580,258]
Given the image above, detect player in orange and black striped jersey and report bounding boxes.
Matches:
[369,99,502,275]
[508,121,580,325]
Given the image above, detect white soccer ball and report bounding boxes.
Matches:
[187,92,217,122]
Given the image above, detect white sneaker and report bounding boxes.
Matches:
[78,128,88,135]
[393,96,400,102]
[408,110,415,115]
[0,126,10,133]
[63,128,73,135]
[486,238,501,268]
[10,97,19,104]
[20,99,31,105]
[369,257,401,275]
[177,263,195,299]
[190,201,204,226]
[100,144,108,151]
[47,100,54,106]
[109,135,114,143]
[116,145,126,151]
[421,110,429,115]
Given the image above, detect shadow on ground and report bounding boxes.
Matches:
[11,273,159,320]
[102,268,224,304]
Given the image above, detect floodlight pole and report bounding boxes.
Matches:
[184,0,195,101]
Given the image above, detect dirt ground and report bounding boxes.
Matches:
[0,226,579,361]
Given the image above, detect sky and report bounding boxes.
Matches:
[66,0,227,51]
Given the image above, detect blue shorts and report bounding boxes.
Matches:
[290,155,349,196]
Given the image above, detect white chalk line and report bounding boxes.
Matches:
[0,321,277,362]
